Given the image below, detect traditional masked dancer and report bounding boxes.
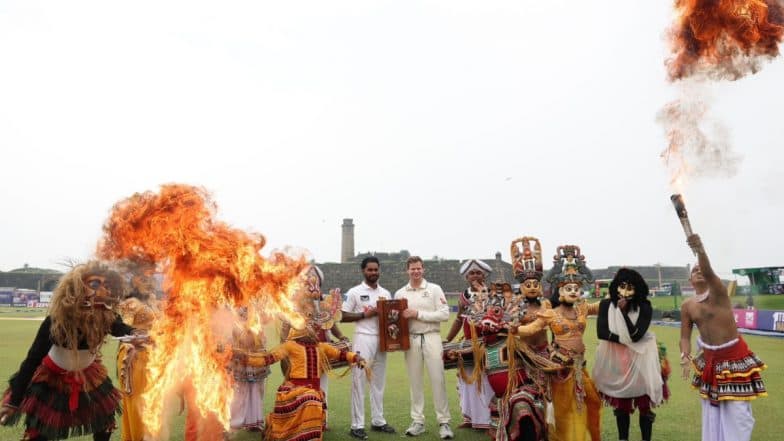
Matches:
[503,236,554,441]
[680,234,766,441]
[229,307,269,432]
[279,266,348,393]
[444,259,495,432]
[593,268,668,441]
[0,261,140,441]
[115,261,161,441]
[514,245,601,441]
[236,289,367,441]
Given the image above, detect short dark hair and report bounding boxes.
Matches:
[406,256,424,269]
[361,256,380,270]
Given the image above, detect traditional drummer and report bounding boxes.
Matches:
[461,267,554,441]
[444,259,495,432]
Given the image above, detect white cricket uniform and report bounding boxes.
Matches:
[343,281,392,430]
[395,280,451,425]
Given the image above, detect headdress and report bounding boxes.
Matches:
[545,244,594,287]
[291,265,341,333]
[117,258,157,301]
[511,237,543,282]
[464,268,525,332]
[309,265,324,285]
[459,259,493,277]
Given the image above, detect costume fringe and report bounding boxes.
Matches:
[469,322,486,393]
[4,361,121,440]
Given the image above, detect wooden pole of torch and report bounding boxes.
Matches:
[670,194,696,255]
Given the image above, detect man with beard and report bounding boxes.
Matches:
[341,256,396,440]
[680,234,766,441]
[0,261,141,441]
[444,259,494,432]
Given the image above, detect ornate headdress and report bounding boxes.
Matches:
[545,244,594,287]
[464,266,525,333]
[291,265,341,332]
[511,237,543,283]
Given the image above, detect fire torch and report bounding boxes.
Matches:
[670,194,695,254]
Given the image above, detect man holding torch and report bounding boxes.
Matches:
[673,195,767,441]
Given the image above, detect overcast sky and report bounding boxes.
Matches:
[1,1,782,278]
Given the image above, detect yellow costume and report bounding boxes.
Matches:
[246,336,363,441]
[518,301,601,441]
[116,297,160,441]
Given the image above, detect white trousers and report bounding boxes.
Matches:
[230,379,266,430]
[350,332,388,429]
[405,332,451,425]
[321,372,329,424]
[701,399,755,441]
[457,366,494,428]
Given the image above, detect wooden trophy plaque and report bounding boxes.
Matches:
[378,298,410,352]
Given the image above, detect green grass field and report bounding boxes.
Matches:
[0,314,781,441]
[645,294,784,312]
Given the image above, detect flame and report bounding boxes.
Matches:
[660,2,782,206]
[667,0,784,80]
[657,88,742,194]
[97,184,308,437]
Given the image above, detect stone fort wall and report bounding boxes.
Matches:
[318,257,691,295]
[1,262,692,297]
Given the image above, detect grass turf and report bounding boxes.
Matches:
[0,314,781,440]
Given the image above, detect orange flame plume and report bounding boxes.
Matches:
[660,1,781,191]
[667,0,784,81]
[97,184,308,437]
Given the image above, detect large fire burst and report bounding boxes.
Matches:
[667,0,784,80]
[97,184,308,437]
[661,0,784,191]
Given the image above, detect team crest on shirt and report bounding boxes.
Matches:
[360,295,369,301]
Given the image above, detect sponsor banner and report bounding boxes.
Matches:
[757,310,775,332]
[769,310,784,333]
[733,309,758,330]
[733,309,784,333]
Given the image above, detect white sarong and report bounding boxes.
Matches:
[592,304,663,403]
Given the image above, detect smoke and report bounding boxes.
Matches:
[659,0,784,189]
[657,83,742,188]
